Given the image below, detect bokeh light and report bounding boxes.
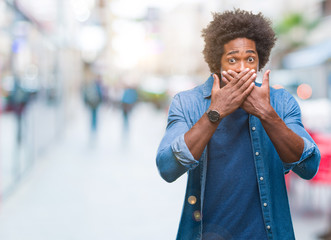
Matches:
[297,83,312,100]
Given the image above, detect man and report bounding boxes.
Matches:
[156,9,321,240]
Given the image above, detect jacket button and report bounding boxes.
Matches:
[267,225,271,230]
[252,127,256,131]
[193,211,201,221]
[255,152,260,156]
[188,196,197,205]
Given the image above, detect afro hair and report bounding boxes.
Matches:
[202,9,276,73]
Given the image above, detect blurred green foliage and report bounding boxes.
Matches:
[274,12,320,36]
[138,89,168,109]
[274,12,320,50]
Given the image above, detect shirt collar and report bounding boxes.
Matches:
[202,74,214,99]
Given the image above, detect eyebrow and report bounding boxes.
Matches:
[226,50,257,55]
[246,50,257,54]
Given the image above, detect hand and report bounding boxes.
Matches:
[225,70,273,118]
[210,68,256,118]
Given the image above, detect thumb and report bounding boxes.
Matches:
[212,73,221,89]
[262,70,271,88]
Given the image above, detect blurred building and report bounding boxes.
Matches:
[281,0,331,93]
[1,0,331,200]
[0,0,110,199]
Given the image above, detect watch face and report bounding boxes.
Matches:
[208,110,220,123]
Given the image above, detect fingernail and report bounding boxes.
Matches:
[222,71,226,75]
[251,69,255,73]
[245,68,250,71]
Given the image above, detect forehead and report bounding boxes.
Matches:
[223,38,256,53]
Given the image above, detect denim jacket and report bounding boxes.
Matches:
[156,75,321,240]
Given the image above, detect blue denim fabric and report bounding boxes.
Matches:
[156,75,321,240]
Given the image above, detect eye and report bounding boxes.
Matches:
[248,57,255,62]
[228,58,236,63]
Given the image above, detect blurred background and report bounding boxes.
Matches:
[0,0,331,239]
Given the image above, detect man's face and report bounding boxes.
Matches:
[220,38,259,75]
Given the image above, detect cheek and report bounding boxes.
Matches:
[246,61,258,72]
[254,63,259,72]
[220,66,229,72]
[254,59,259,70]
[252,63,258,71]
[220,62,234,72]
[220,57,231,71]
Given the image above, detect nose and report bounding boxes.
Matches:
[240,62,246,72]
[235,61,249,73]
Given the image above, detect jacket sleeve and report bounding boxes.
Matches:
[156,94,199,183]
[282,90,321,179]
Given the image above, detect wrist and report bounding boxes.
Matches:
[206,108,223,123]
[208,104,226,119]
[259,106,277,122]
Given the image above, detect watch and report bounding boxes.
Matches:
[206,109,221,123]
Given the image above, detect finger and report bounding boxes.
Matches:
[222,71,235,83]
[233,69,255,88]
[224,69,253,84]
[227,70,237,79]
[262,70,271,88]
[242,82,255,98]
[222,77,230,84]
[239,71,257,92]
[212,73,221,89]
[230,68,251,84]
